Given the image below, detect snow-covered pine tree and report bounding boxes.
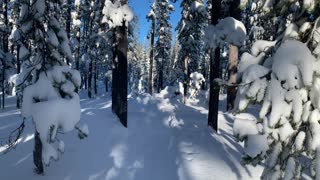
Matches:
[168,39,180,85]
[176,0,207,103]
[102,0,133,127]
[233,0,320,179]
[128,15,137,92]
[146,0,156,95]
[15,0,88,174]
[154,0,174,93]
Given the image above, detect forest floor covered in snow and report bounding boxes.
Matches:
[0,92,264,180]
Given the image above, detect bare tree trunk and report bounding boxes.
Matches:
[157,59,163,93]
[105,77,108,92]
[112,0,128,127]
[148,18,155,95]
[2,59,5,109]
[226,45,238,111]
[94,59,97,96]
[208,0,221,131]
[183,56,189,104]
[226,0,241,111]
[2,0,8,109]
[76,27,81,71]
[63,0,71,65]
[33,131,43,174]
[88,58,93,98]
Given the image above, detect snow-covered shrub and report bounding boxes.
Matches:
[189,72,205,99]
[233,39,320,179]
[21,66,86,166]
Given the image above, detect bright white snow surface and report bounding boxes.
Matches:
[0,93,262,180]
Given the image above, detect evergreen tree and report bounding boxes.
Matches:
[146,1,156,95]
[176,0,207,103]
[154,0,174,92]
[234,1,320,179]
[15,0,86,173]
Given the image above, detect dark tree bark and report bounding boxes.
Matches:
[112,0,128,127]
[33,131,43,174]
[2,0,9,109]
[76,27,81,71]
[94,59,97,96]
[88,58,93,98]
[64,0,71,65]
[148,17,155,95]
[105,77,108,92]
[157,59,163,93]
[16,44,21,108]
[1,59,4,109]
[208,0,222,131]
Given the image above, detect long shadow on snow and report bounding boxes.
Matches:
[167,97,253,179]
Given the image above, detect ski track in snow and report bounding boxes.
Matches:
[0,93,263,180]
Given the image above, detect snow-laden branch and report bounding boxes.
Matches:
[102,0,134,28]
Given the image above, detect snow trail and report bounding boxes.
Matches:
[0,94,262,180]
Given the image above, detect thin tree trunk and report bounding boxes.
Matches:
[105,78,108,92]
[2,0,8,109]
[76,27,81,71]
[16,44,21,108]
[88,58,93,98]
[183,56,189,104]
[2,59,5,109]
[208,0,222,131]
[157,59,163,93]
[94,59,97,96]
[148,18,155,95]
[33,131,43,174]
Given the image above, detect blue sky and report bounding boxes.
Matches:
[129,0,181,44]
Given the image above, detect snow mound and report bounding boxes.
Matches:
[205,17,246,48]
[102,0,133,28]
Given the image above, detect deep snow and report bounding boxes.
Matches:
[0,93,263,180]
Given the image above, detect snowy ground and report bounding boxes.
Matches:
[0,92,263,180]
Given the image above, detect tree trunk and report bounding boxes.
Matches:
[226,0,241,111]
[183,56,189,104]
[105,78,108,92]
[16,44,21,108]
[94,59,97,96]
[2,59,5,109]
[208,0,221,131]
[226,44,238,111]
[112,1,128,127]
[88,58,93,98]
[157,59,163,93]
[148,18,155,95]
[66,0,71,39]
[208,48,220,131]
[76,27,81,71]
[33,131,43,174]
[2,0,8,109]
